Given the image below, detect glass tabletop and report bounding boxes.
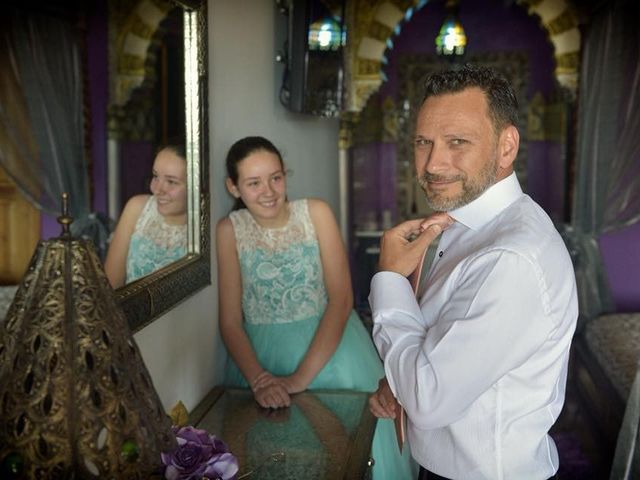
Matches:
[193,387,376,480]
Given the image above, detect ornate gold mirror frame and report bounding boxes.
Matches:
[115,0,210,332]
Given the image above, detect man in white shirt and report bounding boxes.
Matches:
[368,65,578,480]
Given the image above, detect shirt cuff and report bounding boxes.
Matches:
[369,271,418,319]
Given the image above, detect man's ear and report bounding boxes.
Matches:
[225,178,240,198]
[498,125,519,170]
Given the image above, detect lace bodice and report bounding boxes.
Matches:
[229,199,327,325]
[125,196,187,283]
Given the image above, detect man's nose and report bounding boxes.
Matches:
[425,143,450,174]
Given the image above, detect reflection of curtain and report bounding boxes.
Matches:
[573,3,640,475]
[0,10,112,257]
[564,0,640,323]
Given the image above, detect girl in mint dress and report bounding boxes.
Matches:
[125,195,186,283]
[216,136,416,479]
[104,145,187,289]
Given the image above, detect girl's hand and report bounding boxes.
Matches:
[281,374,308,395]
[250,370,276,392]
[251,371,292,408]
[253,382,291,409]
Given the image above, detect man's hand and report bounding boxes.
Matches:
[369,377,399,419]
[378,213,453,276]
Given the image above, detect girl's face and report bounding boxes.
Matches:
[226,150,288,227]
[150,148,187,224]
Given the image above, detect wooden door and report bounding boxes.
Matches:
[0,165,40,284]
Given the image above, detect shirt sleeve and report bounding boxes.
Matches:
[370,249,554,430]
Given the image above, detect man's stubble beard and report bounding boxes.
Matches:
[417,153,499,212]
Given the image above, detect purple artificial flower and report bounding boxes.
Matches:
[161,426,239,480]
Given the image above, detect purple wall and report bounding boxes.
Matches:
[351,143,397,229]
[381,1,557,97]
[599,223,640,312]
[41,215,61,240]
[352,0,565,232]
[376,0,562,217]
[352,0,640,312]
[120,141,155,206]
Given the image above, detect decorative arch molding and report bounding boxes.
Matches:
[107,0,177,140]
[345,0,582,113]
[110,0,174,107]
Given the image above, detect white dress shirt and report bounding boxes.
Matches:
[370,173,578,480]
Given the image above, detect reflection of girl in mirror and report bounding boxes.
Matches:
[216,136,416,480]
[105,145,187,289]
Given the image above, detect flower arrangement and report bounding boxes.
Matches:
[161,426,239,480]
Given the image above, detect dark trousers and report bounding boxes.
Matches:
[418,467,449,480]
[418,466,450,480]
[418,466,559,480]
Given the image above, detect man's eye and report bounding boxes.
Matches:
[414,139,430,147]
[450,138,466,146]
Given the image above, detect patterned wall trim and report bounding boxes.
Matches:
[345,0,581,112]
[111,0,173,107]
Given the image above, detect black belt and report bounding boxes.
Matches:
[418,466,559,480]
[418,467,451,480]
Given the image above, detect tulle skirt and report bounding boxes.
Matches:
[224,311,417,479]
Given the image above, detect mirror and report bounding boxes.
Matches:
[107,0,210,331]
[0,0,209,330]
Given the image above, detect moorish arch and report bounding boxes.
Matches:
[108,0,180,141]
[106,0,178,220]
[344,0,582,113]
[110,0,174,108]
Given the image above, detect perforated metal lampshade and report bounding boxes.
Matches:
[0,197,175,479]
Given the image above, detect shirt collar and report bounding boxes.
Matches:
[448,172,523,230]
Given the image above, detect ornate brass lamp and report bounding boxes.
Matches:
[0,194,175,478]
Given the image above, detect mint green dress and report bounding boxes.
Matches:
[125,196,187,283]
[224,199,416,480]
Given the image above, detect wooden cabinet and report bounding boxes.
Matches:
[0,166,39,284]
